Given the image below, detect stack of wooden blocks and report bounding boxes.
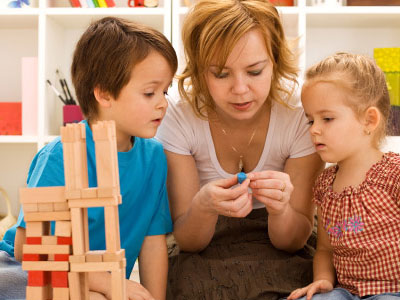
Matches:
[20,121,127,300]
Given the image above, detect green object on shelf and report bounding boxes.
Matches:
[374,48,400,106]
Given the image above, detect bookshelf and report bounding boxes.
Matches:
[0,0,399,236]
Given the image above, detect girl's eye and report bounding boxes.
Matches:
[323,118,333,122]
[144,92,155,97]
[163,91,169,96]
[248,70,262,76]
[307,120,314,126]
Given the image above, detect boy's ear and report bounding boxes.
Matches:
[93,86,112,108]
[364,106,381,133]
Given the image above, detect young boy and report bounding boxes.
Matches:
[0,16,177,300]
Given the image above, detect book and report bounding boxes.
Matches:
[69,0,81,7]
[79,0,88,7]
[92,0,99,7]
[86,0,95,7]
[21,57,37,135]
[97,0,107,7]
[104,0,115,7]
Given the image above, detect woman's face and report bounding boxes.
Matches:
[205,29,273,122]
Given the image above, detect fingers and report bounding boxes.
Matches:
[89,292,108,300]
[126,280,155,300]
[219,192,253,218]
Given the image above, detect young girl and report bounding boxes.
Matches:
[288,52,400,300]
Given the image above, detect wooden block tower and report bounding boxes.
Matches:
[20,121,126,300]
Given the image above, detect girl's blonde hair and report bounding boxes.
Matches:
[179,0,298,118]
[304,52,391,147]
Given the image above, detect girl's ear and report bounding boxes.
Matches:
[93,86,112,108]
[364,106,381,133]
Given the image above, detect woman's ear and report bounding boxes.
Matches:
[93,86,112,108]
[364,106,381,133]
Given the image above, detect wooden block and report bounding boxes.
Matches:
[26,222,49,237]
[52,271,69,288]
[53,287,69,300]
[111,269,126,300]
[57,236,73,245]
[69,255,85,263]
[81,188,97,199]
[20,186,66,204]
[23,253,47,261]
[22,261,69,271]
[70,261,125,272]
[27,270,50,286]
[70,208,85,255]
[48,254,55,261]
[22,203,38,214]
[23,244,71,255]
[68,272,89,300]
[68,196,118,208]
[97,187,118,198]
[42,235,57,245]
[24,211,70,222]
[26,237,42,244]
[54,254,70,261]
[26,285,51,300]
[61,126,75,143]
[85,250,104,262]
[103,249,125,262]
[53,202,69,211]
[55,221,71,237]
[104,205,121,252]
[65,189,81,200]
[92,123,111,140]
[38,203,53,212]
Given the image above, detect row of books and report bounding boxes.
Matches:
[70,0,159,7]
[70,0,115,8]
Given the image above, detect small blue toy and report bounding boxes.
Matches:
[237,172,247,184]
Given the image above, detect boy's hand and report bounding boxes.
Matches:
[287,280,334,300]
[126,279,156,300]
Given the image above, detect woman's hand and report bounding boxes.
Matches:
[195,176,252,218]
[287,280,334,300]
[126,279,156,300]
[247,170,293,216]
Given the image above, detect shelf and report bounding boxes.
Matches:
[0,11,38,28]
[0,136,38,143]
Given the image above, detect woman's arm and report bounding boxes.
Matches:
[138,235,168,300]
[250,153,324,252]
[14,227,26,262]
[165,151,252,252]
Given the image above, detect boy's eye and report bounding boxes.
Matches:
[323,118,333,122]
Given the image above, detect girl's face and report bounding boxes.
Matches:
[301,81,368,164]
[205,29,273,123]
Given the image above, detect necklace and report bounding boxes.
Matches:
[219,123,258,173]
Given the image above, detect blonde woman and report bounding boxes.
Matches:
[157,0,325,299]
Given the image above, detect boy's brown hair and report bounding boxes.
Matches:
[71,17,178,122]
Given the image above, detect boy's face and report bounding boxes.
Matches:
[105,50,172,151]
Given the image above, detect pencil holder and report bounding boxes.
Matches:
[63,105,83,125]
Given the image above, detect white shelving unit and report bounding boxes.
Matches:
[0,0,170,218]
[1,0,399,239]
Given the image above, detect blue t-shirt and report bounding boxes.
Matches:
[0,120,172,278]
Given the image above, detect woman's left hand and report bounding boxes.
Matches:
[247,170,293,216]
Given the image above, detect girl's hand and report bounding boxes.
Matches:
[195,176,252,218]
[287,280,334,300]
[247,171,293,216]
[126,279,155,300]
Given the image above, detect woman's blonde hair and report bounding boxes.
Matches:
[304,52,391,147]
[179,0,298,118]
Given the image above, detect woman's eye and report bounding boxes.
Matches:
[213,72,228,79]
[248,70,262,76]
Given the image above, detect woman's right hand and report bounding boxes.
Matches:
[287,280,334,300]
[195,176,253,218]
[125,280,156,300]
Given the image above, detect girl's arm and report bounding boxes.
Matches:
[250,153,324,252]
[138,234,168,300]
[165,151,252,252]
[287,207,335,300]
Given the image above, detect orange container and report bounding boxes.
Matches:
[269,0,294,6]
[0,102,22,135]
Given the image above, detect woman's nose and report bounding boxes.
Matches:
[231,74,249,95]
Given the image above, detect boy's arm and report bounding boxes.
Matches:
[138,234,168,300]
[14,227,26,262]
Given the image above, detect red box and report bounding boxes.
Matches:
[63,105,83,126]
[0,102,22,135]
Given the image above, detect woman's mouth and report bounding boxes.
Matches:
[231,101,252,111]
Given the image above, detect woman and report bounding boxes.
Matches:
[156,0,325,299]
